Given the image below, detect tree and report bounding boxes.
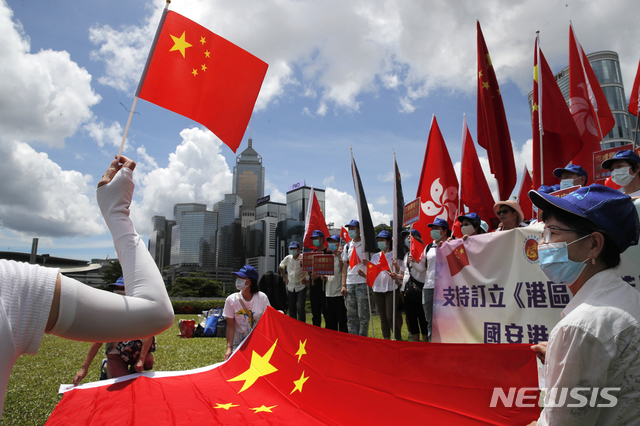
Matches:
[100,260,123,286]
[168,273,223,297]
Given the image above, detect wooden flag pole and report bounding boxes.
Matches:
[116,97,138,163]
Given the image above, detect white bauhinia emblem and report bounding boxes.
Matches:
[570,83,598,137]
[421,178,457,222]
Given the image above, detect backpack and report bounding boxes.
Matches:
[203,307,223,337]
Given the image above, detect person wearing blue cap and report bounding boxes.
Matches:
[457,212,486,238]
[306,230,329,328]
[223,265,270,360]
[553,164,588,190]
[602,149,640,197]
[399,228,429,343]
[279,241,307,323]
[341,219,370,336]
[324,235,347,332]
[527,184,640,425]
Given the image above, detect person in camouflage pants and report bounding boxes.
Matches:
[341,220,370,336]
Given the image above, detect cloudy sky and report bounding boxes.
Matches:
[1,0,638,261]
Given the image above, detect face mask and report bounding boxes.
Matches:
[611,167,635,187]
[377,241,387,251]
[461,225,474,236]
[328,243,337,251]
[560,178,576,190]
[235,278,249,291]
[348,230,357,239]
[537,234,590,285]
[312,239,321,248]
[430,229,441,241]
[405,238,411,248]
[289,249,298,256]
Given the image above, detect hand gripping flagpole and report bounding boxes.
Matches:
[116,0,172,163]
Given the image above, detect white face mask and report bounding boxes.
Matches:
[611,167,635,187]
[236,278,249,291]
[461,225,475,236]
[560,178,576,190]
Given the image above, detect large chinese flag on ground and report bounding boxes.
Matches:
[415,116,459,244]
[477,21,516,201]
[460,115,496,230]
[47,308,539,425]
[517,166,534,221]
[629,59,640,117]
[569,23,615,180]
[136,10,268,153]
[532,35,583,189]
[302,187,331,250]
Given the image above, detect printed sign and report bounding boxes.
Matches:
[312,254,335,275]
[302,251,318,272]
[403,198,421,226]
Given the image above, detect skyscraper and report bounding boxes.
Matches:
[232,137,265,227]
[149,216,176,269]
[213,194,243,272]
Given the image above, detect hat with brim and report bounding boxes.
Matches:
[553,164,588,180]
[427,218,450,230]
[494,200,524,224]
[111,276,124,287]
[602,150,640,170]
[233,265,259,281]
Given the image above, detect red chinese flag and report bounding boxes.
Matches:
[517,166,534,221]
[460,115,495,230]
[136,10,268,153]
[629,58,640,117]
[349,245,361,269]
[477,21,516,200]
[340,226,351,243]
[532,35,583,189]
[365,261,382,288]
[451,219,463,239]
[569,23,615,180]
[47,308,539,425]
[410,237,425,263]
[302,188,331,250]
[446,243,470,276]
[415,116,459,245]
[377,252,390,272]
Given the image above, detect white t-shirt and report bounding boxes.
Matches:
[341,241,366,285]
[279,254,305,292]
[402,252,426,291]
[325,254,342,297]
[369,251,403,293]
[0,260,58,416]
[223,291,270,348]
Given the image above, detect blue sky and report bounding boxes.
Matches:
[1,0,638,261]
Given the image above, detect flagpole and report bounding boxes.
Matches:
[116,97,138,163]
[536,32,544,186]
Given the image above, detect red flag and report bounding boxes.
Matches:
[532,34,583,189]
[569,23,615,179]
[517,166,534,221]
[460,115,496,230]
[377,252,390,272]
[365,260,382,287]
[415,116,459,245]
[451,219,463,239]
[410,237,425,262]
[136,10,268,153]
[629,58,640,117]
[47,308,539,425]
[340,226,351,243]
[302,187,331,250]
[446,243,470,276]
[349,246,361,269]
[477,21,516,200]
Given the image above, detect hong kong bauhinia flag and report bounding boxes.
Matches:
[47,308,539,425]
[415,116,459,244]
[136,10,268,152]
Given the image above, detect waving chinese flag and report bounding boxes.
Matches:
[136,10,268,152]
[365,260,382,287]
[349,246,361,269]
[629,58,640,117]
[340,226,351,243]
[415,116,459,244]
[569,23,615,180]
[302,187,331,250]
[517,166,534,221]
[477,21,516,201]
[410,237,425,263]
[532,34,583,189]
[460,114,496,230]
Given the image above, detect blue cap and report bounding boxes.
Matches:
[428,218,450,230]
[602,150,640,170]
[327,234,340,242]
[553,164,588,181]
[310,230,325,239]
[410,229,421,238]
[346,219,359,227]
[233,265,259,281]
[112,276,124,287]
[289,241,300,249]
[376,230,392,240]
[537,185,555,194]
[457,212,481,223]
[528,184,640,252]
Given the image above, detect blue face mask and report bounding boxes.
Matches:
[560,178,576,190]
[377,241,387,251]
[328,243,337,251]
[289,249,298,256]
[430,229,441,241]
[348,230,357,239]
[405,238,411,248]
[312,239,321,248]
[537,235,590,285]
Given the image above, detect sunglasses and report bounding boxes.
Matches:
[497,209,512,216]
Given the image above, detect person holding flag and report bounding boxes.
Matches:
[397,229,429,343]
[306,230,330,327]
[278,241,306,322]
[341,220,370,336]
[457,212,486,238]
[324,235,347,333]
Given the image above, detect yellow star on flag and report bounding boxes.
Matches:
[482,82,489,90]
[478,70,483,78]
[533,65,538,83]
[192,69,198,77]
[290,371,309,394]
[532,103,538,112]
[228,340,279,393]
[485,53,492,67]
[251,405,277,413]
[214,403,239,410]
[295,339,307,362]
[200,36,206,45]
[204,50,211,58]
[201,64,207,72]
[169,31,192,58]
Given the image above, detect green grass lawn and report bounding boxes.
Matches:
[1,313,410,425]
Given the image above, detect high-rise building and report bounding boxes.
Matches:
[213,194,243,273]
[149,216,176,269]
[286,186,325,222]
[178,210,218,268]
[232,137,265,227]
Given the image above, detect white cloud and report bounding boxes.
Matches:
[324,187,391,229]
[0,1,101,147]
[129,127,233,234]
[84,120,125,149]
[376,195,389,205]
[0,140,104,237]
[265,178,286,203]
